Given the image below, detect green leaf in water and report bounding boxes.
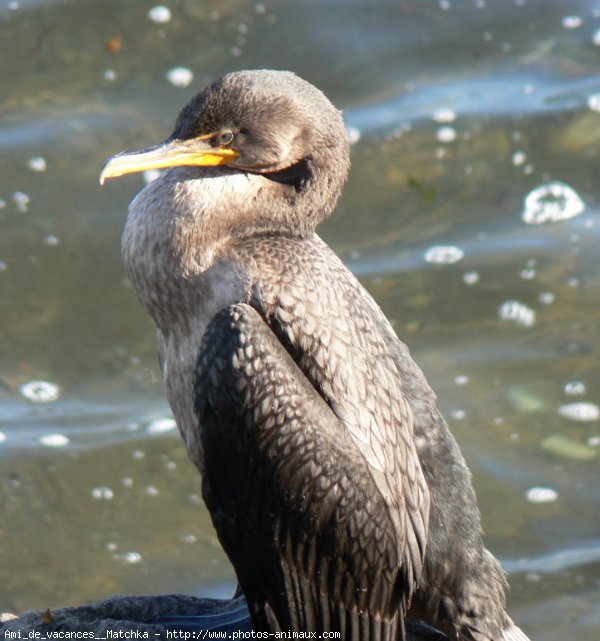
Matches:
[541,434,598,461]
[407,176,437,202]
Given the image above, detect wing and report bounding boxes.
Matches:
[240,235,430,588]
[195,234,430,639]
[197,304,406,640]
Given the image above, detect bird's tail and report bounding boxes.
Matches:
[500,619,531,641]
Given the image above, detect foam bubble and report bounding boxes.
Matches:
[499,300,536,327]
[121,552,142,564]
[424,245,464,265]
[28,157,47,172]
[522,181,584,225]
[436,126,457,143]
[432,108,456,123]
[558,402,599,422]
[20,380,60,403]
[148,6,172,23]
[92,486,114,500]
[166,67,193,88]
[562,15,582,29]
[146,417,177,434]
[526,487,558,503]
[40,433,69,447]
[564,381,586,396]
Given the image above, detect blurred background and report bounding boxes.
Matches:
[1,1,599,639]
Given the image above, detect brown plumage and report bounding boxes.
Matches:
[101,69,530,641]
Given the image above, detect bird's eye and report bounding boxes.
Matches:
[215,130,234,146]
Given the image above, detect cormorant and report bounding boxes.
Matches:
[100,69,530,641]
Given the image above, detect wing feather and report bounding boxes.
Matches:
[194,233,431,639]
[196,303,406,639]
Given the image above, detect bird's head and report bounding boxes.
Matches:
[101,69,350,235]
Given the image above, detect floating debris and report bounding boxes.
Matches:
[498,300,536,327]
[451,408,466,420]
[558,402,600,423]
[507,386,545,413]
[105,34,122,54]
[424,245,464,265]
[44,235,59,246]
[0,261,7,272]
[166,67,193,88]
[0,431,7,443]
[436,126,457,143]
[526,487,558,504]
[12,191,30,213]
[146,417,177,434]
[564,381,586,396]
[146,485,160,496]
[454,375,469,386]
[407,176,437,202]
[522,181,584,225]
[28,156,47,172]
[132,449,145,460]
[541,434,598,461]
[41,610,54,625]
[20,380,60,403]
[92,486,114,500]
[148,5,172,23]
[103,69,117,82]
[122,477,134,488]
[39,433,69,447]
[594,29,600,46]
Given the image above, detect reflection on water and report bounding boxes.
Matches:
[1,1,599,639]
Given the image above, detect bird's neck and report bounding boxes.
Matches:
[121,158,346,330]
[121,168,228,332]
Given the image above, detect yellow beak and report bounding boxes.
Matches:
[99,136,239,185]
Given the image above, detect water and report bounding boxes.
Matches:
[1,1,599,638]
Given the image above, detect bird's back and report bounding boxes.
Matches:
[196,232,430,639]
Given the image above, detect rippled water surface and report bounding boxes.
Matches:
[1,1,599,639]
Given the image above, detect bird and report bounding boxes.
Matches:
[100,69,530,641]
